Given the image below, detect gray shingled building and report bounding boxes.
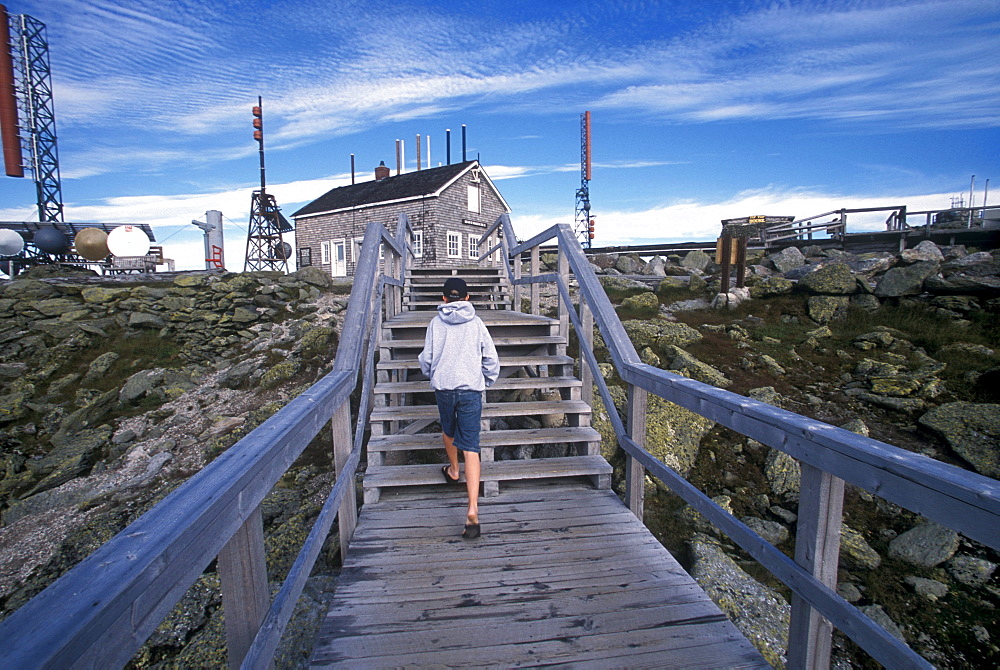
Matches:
[291,160,510,276]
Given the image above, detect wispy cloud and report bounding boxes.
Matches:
[509,186,958,245]
[27,0,996,183]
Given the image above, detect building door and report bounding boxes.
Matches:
[331,240,346,276]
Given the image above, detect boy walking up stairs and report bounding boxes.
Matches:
[418,277,499,539]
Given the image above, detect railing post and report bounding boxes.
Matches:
[218,505,269,669]
[788,463,845,669]
[579,299,593,409]
[530,246,540,315]
[625,384,647,519]
[557,247,569,343]
[513,250,522,313]
[332,400,357,559]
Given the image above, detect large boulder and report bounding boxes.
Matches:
[680,250,711,272]
[598,276,651,301]
[768,247,806,274]
[749,277,793,298]
[900,240,944,264]
[294,266,334,289]
[874,261,939,298]
[847,253,896,276]
[888,520,960,568]
[641,256,666,276]
[689,536,789,667]
[918,402,1000,477]
[662,345,731,388]
[619,292,660,316]
[644,393,715,476]
[797,263,857,295]
[615,254,644,274]
[765,450,800,501]
[654,322,703,349]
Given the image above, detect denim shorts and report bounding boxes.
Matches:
[435,389,483,454]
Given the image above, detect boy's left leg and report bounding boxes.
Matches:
[464,450,480,526]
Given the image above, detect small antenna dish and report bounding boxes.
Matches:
[75,228,109,261]
[34,227,70,254]
[0,229,25,256]
[107,225,151,257]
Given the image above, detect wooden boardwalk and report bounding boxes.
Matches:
[310,480,768,667]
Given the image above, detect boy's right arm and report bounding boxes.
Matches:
[418,320,435,377]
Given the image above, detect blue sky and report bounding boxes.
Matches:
[1,0,998,270]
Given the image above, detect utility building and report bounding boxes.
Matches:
[292,160,509,276]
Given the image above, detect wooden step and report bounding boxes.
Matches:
[374,376,581,395]
[367,426,601,453]
[369,399,590,422]
[362,455,612,489]
[379,336,564,350]
[376,355,573,371]
[381,311,555,329]
[371,400,591,421]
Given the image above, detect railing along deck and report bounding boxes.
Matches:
[483,214,1000,669]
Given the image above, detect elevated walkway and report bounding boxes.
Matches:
[310,481,768,668]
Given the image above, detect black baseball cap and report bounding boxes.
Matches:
[443,277,468,300]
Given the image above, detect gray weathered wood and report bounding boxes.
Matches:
[530,246,540,314]
[331,400,356,560]
[219,505,269,670]
[788,463,845,669]
[626,383,647,519]
[310,483,768,668]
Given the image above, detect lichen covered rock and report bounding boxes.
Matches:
[918,402,1000,477]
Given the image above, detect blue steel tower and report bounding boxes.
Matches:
[1,6,63,223]
[574,111,593,249]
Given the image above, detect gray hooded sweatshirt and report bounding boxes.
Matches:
[418,301,500,392]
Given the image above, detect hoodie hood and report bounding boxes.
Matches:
[437,300,476,324]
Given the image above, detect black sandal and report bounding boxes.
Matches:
[442,465,461,485]
[462,523,481,539]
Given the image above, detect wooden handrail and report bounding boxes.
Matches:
[494,217,1000,669]
[0,219,410,669]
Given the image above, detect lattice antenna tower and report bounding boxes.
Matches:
[245,96,292,272]
[574,111,594,248]
[0,5,63,223]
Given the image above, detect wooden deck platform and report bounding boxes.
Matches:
[310,481,768,667]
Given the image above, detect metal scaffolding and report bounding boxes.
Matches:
[244,96,292,272]
[8,11,63,223]
[574,111,592,249]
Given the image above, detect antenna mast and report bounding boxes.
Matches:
[575,111,594,248]
[244,97,293,272]
[0,5,63,223]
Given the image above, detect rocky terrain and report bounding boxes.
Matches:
[580,240,1000,668]
[1,238,998,668]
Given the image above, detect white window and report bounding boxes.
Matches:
[321,240,331,265]
[468,234,478,259]
[467,184,480,213]
[413,230,423,258]
[447,231,461,258]
[353,237,363,262]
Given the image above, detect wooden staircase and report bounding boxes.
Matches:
[364,266,611,503]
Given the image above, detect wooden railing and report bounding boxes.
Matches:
[483,214,1000,669]
[0,216,415,669]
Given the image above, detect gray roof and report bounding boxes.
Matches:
[292,161,480,218]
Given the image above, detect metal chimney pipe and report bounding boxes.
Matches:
[446,128,451,165]
[427,134,431,168]
[416,134,421,171]
[462,124,467,162]
[969,175,976,228]
[350,154,355,185]
[395,140,401,175]
[400,139,405,174]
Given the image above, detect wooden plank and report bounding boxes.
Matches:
[366,426,600,452]
[310,482,767,667]
[375,354,573,370]
[377,335,564,349]
[362,455,612,487]
[368,399,590,420]
[627,384,647,519]
[788,463,845,670]
[218,505,269,670]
